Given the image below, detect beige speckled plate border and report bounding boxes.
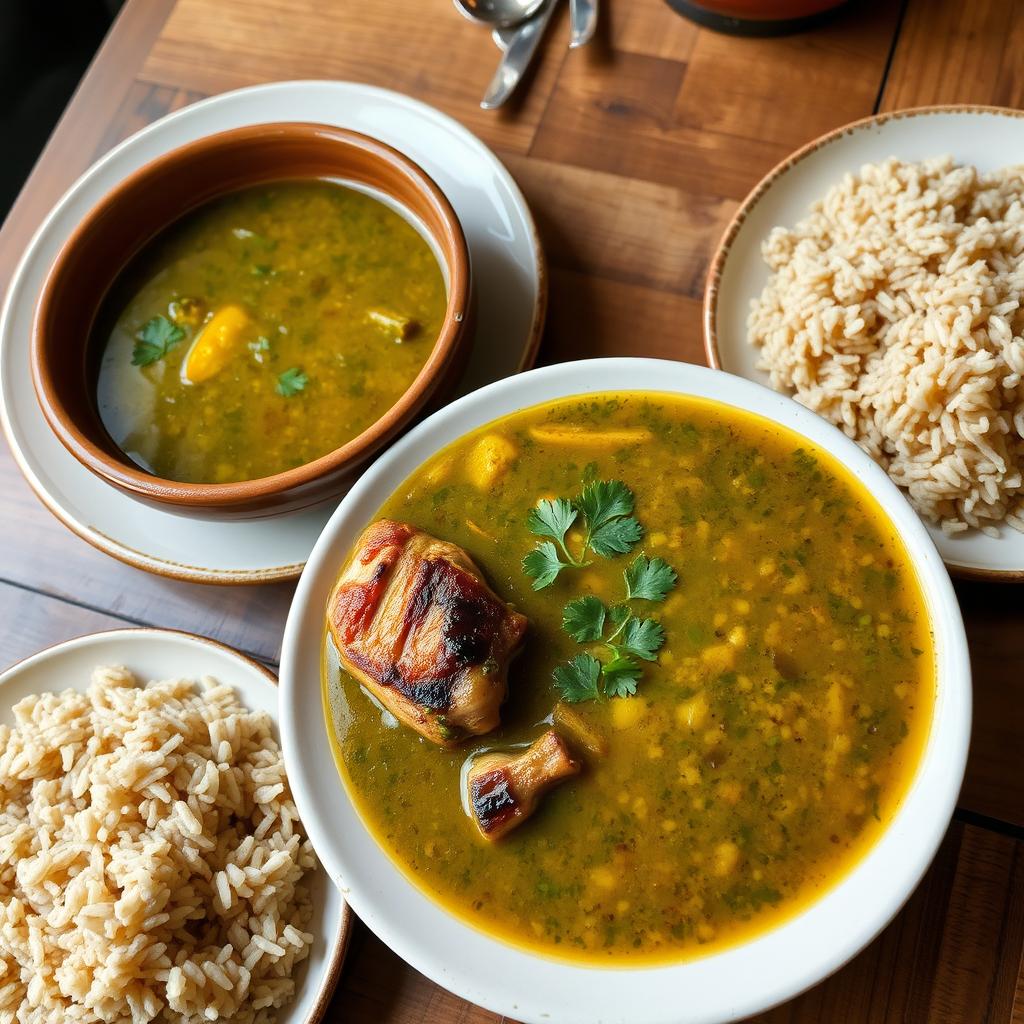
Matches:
[704,104,1024,583]
[0,627,350,1022]
[0,81,546,586]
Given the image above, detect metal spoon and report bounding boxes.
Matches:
[568,0,597,47]
[452,0,547,29]
[480,0,557,109]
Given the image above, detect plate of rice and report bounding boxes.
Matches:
[704,105,1024,581]
[0,628,350,1024]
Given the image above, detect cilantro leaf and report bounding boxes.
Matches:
[609,603,631,626]
[575,479,635,530]
[573,480,643,559]
[553,654,602,703]
[562,596,606,642]
[603,654,642,698]
[131,315,185,367]
[522,542,568,590]
[589,516,644,558]
[613,617,665,662]
[624,554,678,602]
[527,498,577,546]
[276,367,309,397]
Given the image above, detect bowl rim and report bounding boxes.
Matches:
[278,357,972,1024]
[30,120,472,509]
[0,625,352,1024]
[701,102,1024,583]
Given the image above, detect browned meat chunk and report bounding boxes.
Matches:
[467,730,580,841]
[327,519,527,747]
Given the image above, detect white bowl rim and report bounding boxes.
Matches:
[279,357,971,1024]
[0,626,351,1024]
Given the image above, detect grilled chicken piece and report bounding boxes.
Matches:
[467,730,580,841]
[327,519,527,747]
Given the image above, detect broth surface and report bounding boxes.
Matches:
[96,180,446,483]
[324,392,934,963]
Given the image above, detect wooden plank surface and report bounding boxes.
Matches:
[1,0,1023,1020]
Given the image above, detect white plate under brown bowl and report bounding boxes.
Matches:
[0,80,545,584]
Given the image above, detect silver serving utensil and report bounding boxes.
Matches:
[452,0,547,29]
[481,0,557,110]
[568,0,597,47]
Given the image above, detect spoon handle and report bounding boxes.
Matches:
[481,0,557,110]
[569,0,597,47]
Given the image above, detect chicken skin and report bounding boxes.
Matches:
[327,519,528,747]
[467,730,580,841]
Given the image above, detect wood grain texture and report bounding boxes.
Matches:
[541,269,705,364]
[141,0,570,155]
[2,0,1024,1019]
[504,151,734,297]
[881,0,1024,111]
[0,446,292,666]
[957,581,1024,828]
[0,581,135,669]
[531,0,899,200]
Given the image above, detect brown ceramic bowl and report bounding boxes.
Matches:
[31,123,472,519]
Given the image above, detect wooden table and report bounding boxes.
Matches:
[1,0,1022,1020]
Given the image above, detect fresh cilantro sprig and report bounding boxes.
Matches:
[575,480,644,557]
[522,480,643,591]
[553,654,601,703]
[276,367,308,397]
[132,315,185,367]
[553,553,677,703]
[624,554,678,602]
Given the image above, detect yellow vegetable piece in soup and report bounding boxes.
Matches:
[95,180,446,484]
[182,304,251,384]
[323,392,934,965]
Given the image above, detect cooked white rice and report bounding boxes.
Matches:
[748,155,1024,536]
[0,667,315,1024]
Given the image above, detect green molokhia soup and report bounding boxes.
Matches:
[324,392,934,963]
[95,180,446,483]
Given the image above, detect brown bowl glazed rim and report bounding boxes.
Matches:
[31,122,471,508]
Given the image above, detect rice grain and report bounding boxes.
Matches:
[748,155,1024,535]
[0,667,316,1024]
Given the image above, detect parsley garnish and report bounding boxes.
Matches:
[521,543,563,590]
[131,315,184,367]
[522,480,643,590]
[561,594,606,642]
[575,480,643,557]
[553,553,677,704]
[624,554,678,602]
[552,654,602,703]
[276,367,308,396]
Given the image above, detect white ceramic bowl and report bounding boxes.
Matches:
[0,628,350,1024]
[279,358,971,1024]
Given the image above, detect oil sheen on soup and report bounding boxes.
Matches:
[95,180,446,483]
[323,392,934,963]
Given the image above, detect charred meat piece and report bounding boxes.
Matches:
[467,730,580,841]
[327,519,527,747]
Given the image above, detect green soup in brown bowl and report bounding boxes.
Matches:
[31,122,472,520]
